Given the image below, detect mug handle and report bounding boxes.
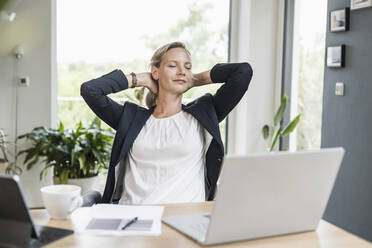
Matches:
[68,195,83,213]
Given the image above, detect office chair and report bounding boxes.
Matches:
[81,190,102,207]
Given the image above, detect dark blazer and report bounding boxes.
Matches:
[80,62,253,203]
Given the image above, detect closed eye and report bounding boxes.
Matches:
[168,65,192,70]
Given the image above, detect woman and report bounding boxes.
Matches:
[81,41,253,204]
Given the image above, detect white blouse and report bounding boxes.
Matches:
[119,110,206,205]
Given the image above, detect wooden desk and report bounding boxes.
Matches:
[31,202,372,248]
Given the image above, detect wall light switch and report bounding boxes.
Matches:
[19,76,30,87]
[335,82,344,96]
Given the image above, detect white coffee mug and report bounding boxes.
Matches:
[40,184,83,219]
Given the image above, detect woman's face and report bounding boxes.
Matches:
[152,47,193,95]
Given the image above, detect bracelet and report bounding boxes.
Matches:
[130,72,137,88]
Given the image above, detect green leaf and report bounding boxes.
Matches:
[262,125,270,140]
[58,122,64,134]
[281,114,301,136]
[40,164,54,180]
[58,170,69,184]
[91,117,101,129]
[17,133,28,140]
[269,127,281,152]
[273,94,287,126]
[78,155,86,170]
[21,148,36,164]
[74,122,83,139]
[92,149,103,164]
[71,144,82,166]
[26,157,40,170]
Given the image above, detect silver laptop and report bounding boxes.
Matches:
[162,148,344,245]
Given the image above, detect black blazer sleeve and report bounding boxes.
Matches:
[210,62,253,122]
[80,69,129,130]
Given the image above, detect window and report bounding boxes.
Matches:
[289,0,327,150]
[57,0,230,145]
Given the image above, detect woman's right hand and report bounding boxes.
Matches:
[137,72,158,95]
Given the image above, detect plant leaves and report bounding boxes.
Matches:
[281,114,301,136]
[40,164,54,181]
[78,154,86,170]
[262,125,270,140]
[18,117,114,180]
[269,127,281,152]
[91,117,101,129]
[58,122,64,134]
[273,94,287,126]
[26,157,40,170]
[58,170,69,184]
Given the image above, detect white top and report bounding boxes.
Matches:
[119,110,206,205]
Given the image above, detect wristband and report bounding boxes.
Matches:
[130,72,137,88]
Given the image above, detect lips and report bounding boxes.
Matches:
[173,79,186,83]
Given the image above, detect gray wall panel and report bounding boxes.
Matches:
[322,0,372,242]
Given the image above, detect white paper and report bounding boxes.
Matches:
[70,204,164,236]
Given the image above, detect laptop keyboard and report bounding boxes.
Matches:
[203,214,211,219]
[189,221,209,234]
[187,214,211,236]
[29,225,73,248]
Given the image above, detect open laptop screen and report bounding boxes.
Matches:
[0,174,38,238]
[0,174,74,247]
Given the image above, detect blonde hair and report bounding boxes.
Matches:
[145,41,191,108]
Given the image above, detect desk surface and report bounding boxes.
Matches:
[31,202,372,248]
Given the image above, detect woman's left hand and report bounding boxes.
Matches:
[190,71,212,88]
[187,75,198,90]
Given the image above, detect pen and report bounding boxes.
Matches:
[121,216,138,230]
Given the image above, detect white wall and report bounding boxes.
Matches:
[228,0,285,154]
[0,0,57,207]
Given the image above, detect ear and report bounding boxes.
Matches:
[151,65,159,81]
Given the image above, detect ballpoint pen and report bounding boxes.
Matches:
[121,217,138,230]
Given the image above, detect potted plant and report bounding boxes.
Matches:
[17,117,114,194]
[0,129,20,174]
[0,129,9,173]
[262,94,301,152]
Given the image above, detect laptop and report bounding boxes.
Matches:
[0,174,73,248]
[163,147,345,245]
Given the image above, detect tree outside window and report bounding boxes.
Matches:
[57,0,229,145]
[291,0,327,150]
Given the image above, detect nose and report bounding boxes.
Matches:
[177,65,186,75]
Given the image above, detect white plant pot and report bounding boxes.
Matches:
[0,161,8,173]
[54,175,100,195]
[19,164,54,208]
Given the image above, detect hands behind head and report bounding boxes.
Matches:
[137,72,158,95]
